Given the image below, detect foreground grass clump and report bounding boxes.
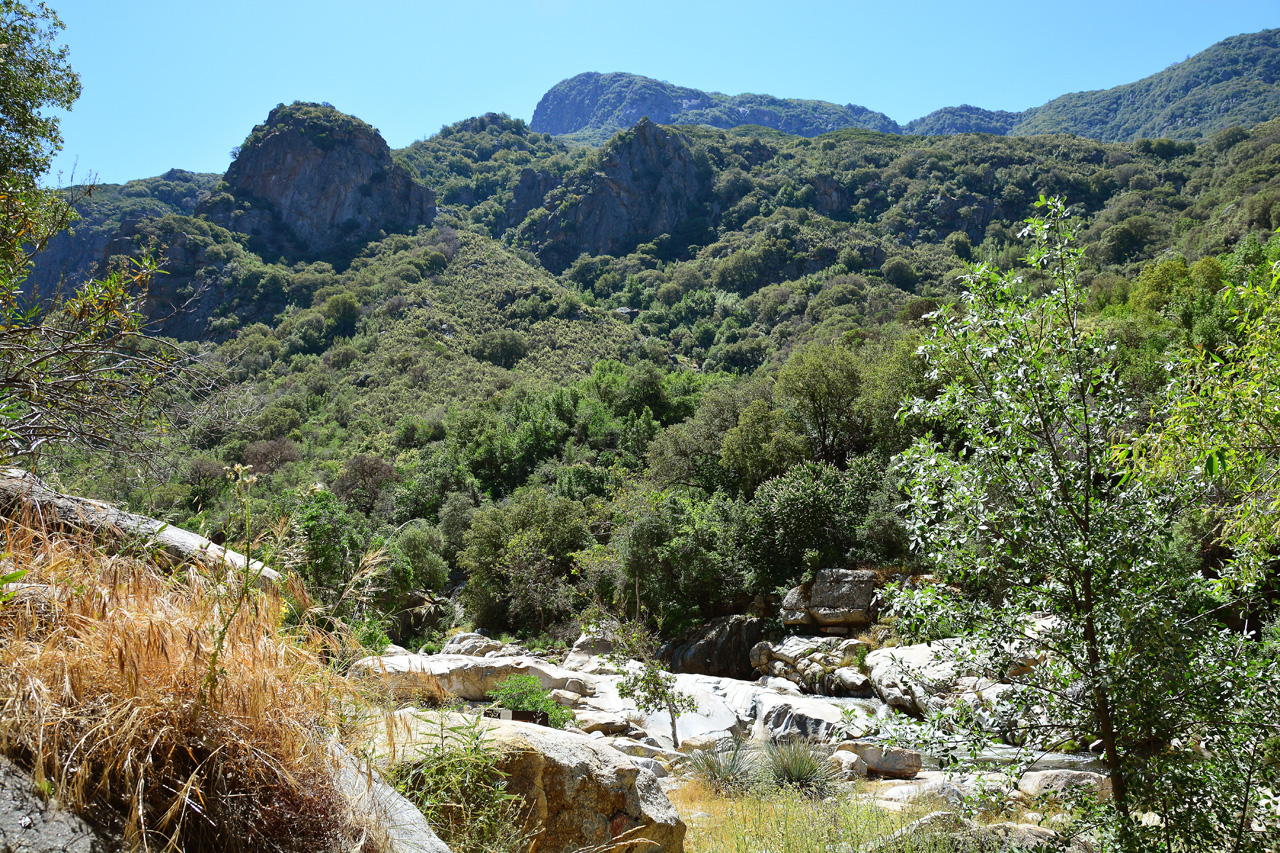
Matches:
[672,781,955,853]
[0,520,377,853]
[388,714,535,853]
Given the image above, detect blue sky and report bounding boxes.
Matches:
[45,0,1279,185]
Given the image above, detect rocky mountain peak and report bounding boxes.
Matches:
[199,101,435,256]
[518,118,708,272]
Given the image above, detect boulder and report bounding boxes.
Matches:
[829,750,868,780]
[351,654,594,702]
[563,626,621,675]
[809,568,878,627]
[386,711,684,853]
[583,672,744,747]
[753,692,850,742]
[780,568,878,629]
[0,468,277,586]
[1017,769,1111,802]
[878,779,970,806]
[440,632,504,657]
[835,741,921,779]
[573,710,632,735]
[333,753,451,853]
[750,636,873,697]
[0,754,111,852]
[864,640,965,716]
[663,615,774,680]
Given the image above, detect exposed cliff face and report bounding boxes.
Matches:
[517,119,708,272]
[531,72,900,144]
[25,170,219,299]
[198,102,435,256]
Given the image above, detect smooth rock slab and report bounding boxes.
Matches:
[351,654,595,701]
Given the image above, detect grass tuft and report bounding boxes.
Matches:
[0,516,380,852]
[758,740,842,798]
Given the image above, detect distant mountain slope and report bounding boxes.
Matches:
[26,170,219,297]
[1009,28,1280,141]
[904,105,1025,136]
[530,72,900,144]
[536,29,1280,143]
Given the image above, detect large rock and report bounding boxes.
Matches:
[352,654,594,702]
[439,632,504,656]
[386,711,684,853]
[199,102,435,256]
[334,753,451,853]
[864,640,966,716]
[1017,770,1111,802]
[0,755,111,853]
[835,741,921,779]
[750,636,873,697]
[563,625,621,675]
[780,568,878,630]
[583,672,744,747]
[664,615,774,681]
[0,468,277,586]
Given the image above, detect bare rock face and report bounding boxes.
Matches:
[199,102,435,256]
[350,653,594,701]
[663,615,775,681]
[518,118,707,272]
[0,755,111,853]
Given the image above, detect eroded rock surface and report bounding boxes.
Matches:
[385,711,683,853]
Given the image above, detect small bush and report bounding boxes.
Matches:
[486,674,573,729]
[759,741,840,798]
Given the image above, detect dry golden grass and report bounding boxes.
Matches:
[0,516,382,852]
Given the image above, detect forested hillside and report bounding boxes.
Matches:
[28,94,1277,646]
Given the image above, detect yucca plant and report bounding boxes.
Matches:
[684,738,757,794]
[759,740,841,798]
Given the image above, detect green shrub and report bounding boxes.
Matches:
[486,674,573,729]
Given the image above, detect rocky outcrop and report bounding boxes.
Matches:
[0,468,276,586]
[517,119,707,272]
[386,711,684,853]
[351,653,594,702]
[864,641,967,717]
[199,102,434,257]
[749,635,873,697]
[664,615,775,681]
[0,755,111,852]
[1017,770,1111,802]
[780,568,878,631]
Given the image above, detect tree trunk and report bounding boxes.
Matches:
[667,704,680,749]
[0,468,278,586]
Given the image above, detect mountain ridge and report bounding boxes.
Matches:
[532,28,1280,143]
